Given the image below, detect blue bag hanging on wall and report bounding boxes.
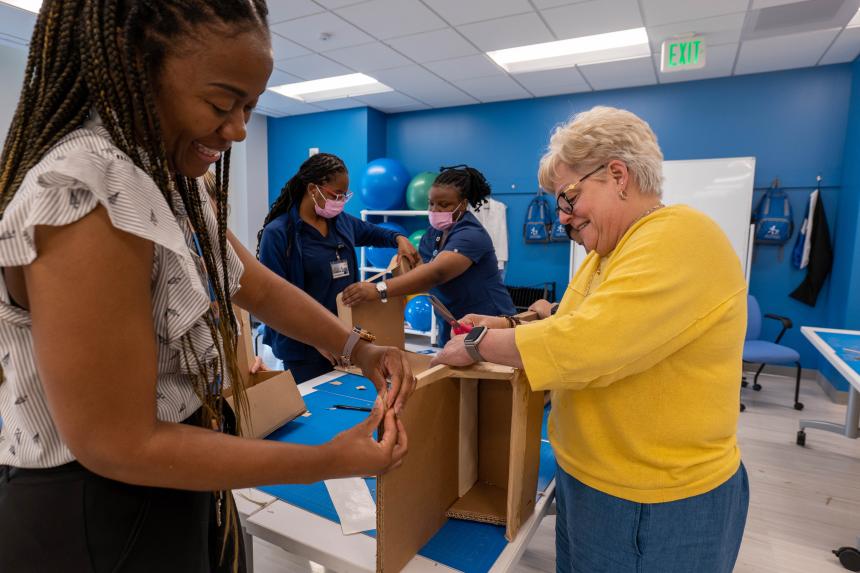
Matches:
[523,193,553,243]
[550,213,569,242]
[753,182,794,246]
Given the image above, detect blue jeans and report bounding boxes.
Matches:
[555,464,749,573]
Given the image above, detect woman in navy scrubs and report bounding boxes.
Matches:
[341,165,515,345]
[258,153,420,382]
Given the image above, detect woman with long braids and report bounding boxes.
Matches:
[0,2,413,572]
[257,153,420,383]
[341,165,515,345]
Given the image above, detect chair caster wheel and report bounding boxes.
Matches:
[741,380,748,388]
[796,430,806,447]
[753,383,762,391]
[833,546,860,571]
[740,403,746,412]
[794,402,804,411]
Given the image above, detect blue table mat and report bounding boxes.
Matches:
[816,331,860,377]
[260,376,556,573]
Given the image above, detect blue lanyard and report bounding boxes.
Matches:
[190,231,224,400]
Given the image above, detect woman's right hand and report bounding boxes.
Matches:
[326,396,408,477]
[528,299,554,319]
[460,314,510,329]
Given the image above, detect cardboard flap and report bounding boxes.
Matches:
[336,293,406,350]
[226,369,306,439]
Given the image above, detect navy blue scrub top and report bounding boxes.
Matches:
[259,206,402,364]
[419,211,515,345]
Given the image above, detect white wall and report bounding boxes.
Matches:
[0,43,27,144]
[228,112,269,253]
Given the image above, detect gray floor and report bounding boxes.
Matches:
[252,371,860,572]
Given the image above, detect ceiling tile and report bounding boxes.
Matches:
[751,0,811,8]
[270,32,311,61]
[451,74,531,102]
[324,41,413,71]
[578,56,658,90]
[655,42,738,83]
[385,102,433,113]
[819,26,860,65]
[457,12,555,52]
[314,0,371,8]
[313,98,368,111]
[335,0,447,39]
[353,90,421,108]
[276,53,353,80]
[372,65,477,105]
[271,12,373,52]
[531,0,586,7]
[425,54,506,81]
[641,0,749,27]
[512,67,592,97]
[542,0,645,39]
[734,27,840,75]
[256,91,325,116]
[421,0,534,26]
[267,67,304,87]
[387,28,477,63]
[266,0,325,24]
[646,12,747,52]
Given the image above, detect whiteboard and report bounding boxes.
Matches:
[570,156,756,282]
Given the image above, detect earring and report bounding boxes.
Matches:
[619,188,628,200]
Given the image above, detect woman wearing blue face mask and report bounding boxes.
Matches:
[342,165,515,345]
[257,153,420,382]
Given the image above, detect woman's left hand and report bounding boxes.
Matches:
[430,334,476,368]
[341,282,379,307]
[396,236,421,267]
[353,343,416,416]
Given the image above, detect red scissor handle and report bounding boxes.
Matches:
[452,323,473,335]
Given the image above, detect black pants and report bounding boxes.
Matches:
[0,409,245,573]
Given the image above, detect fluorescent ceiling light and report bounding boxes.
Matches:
[1,0,41,13]
[487,27,650,74]
[848,8,860,28]
[268,73,393,103]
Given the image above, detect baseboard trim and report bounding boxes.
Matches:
[743,365,848,405]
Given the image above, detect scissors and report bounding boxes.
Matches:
[427,295,473,335]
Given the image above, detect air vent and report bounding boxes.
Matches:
[743,0,860,40]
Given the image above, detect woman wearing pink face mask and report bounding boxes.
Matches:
[257,153,420,382]
[341,165,515,345]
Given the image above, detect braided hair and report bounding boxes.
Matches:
[435,164,492,212]
[256,152,346,257]
[0,1,269,568]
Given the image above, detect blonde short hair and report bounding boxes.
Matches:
[538,106,663,197]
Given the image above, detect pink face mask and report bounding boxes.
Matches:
[312,185,348,219]
[429,202,465,231]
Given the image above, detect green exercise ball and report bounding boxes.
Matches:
[408,229,426,250]
[406,171,437,210]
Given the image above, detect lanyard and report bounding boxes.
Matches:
[189,231,224,400]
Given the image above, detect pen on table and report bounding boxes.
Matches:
[330,404,373,412]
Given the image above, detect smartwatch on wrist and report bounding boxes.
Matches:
[464,326,488,363]
[339,327,376,367]
[376,281,389,303]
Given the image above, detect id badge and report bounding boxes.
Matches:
[331,259,350,279]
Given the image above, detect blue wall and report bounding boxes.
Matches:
[267,64,855,374]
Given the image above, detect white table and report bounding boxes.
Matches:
[798,326,860,444]
[241,368,556,573]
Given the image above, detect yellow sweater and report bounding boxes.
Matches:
[515,205,747,503]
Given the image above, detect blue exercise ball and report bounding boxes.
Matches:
[360,158,409,210]
[404,295,432,332]
[366,222,406,269]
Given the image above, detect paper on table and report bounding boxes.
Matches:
[324,477,377,535]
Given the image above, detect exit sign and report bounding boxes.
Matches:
[661,35,706,73]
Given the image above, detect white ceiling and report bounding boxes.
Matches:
[1,0,860,117]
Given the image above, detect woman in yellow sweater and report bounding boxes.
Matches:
[433,106,749,573]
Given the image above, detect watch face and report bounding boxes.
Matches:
[465,326,486,343]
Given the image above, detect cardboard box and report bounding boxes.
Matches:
[374,353,545,572]
[225,310,306,439]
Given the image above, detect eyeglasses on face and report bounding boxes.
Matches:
[556,164,605,215]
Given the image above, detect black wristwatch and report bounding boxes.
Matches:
[464,326,488,363]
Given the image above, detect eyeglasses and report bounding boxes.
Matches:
[315,184,353,203]
[556,164,605,215]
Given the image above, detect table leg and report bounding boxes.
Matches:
[798,387,860,443]
[242,526,254,573]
